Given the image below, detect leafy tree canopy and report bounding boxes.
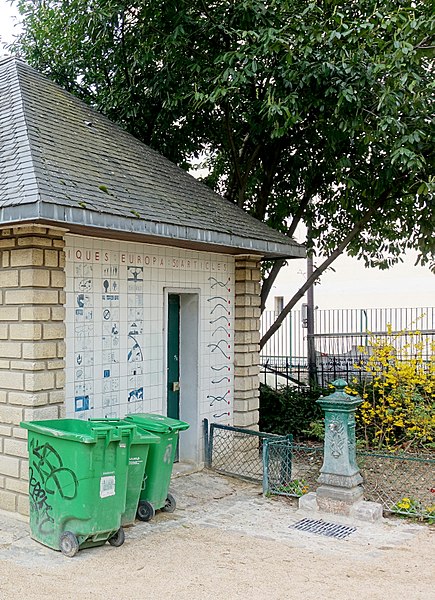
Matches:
[10,0,435,343]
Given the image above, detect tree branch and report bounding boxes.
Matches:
[260,201,383,349]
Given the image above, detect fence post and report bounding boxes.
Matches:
[262,439,270,494]
[203,419,209,467]
[207,423,215,468]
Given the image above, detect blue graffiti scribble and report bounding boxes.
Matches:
[208,277,230,289]
[209,315,230,325]
[207,391,230,406]
[207,340,230,359]
[210,303,229,315]
[211,376,231,385]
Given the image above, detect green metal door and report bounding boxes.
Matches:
[167,294,180,422]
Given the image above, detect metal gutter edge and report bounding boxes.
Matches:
[0,202,305,259]
[39,202,306,259]
[0,202,40,224]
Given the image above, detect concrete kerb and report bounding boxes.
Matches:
[0,469,429,569]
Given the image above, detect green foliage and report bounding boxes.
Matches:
[10,0,435,299]
[275,479,309,497]
[259,383,323,438]
[302,419,325,442]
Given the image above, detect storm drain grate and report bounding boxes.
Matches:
[291,518,357,539]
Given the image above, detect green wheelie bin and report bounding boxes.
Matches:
[20,418,135,557]
[124,413,189,521]
[89,419,160,526]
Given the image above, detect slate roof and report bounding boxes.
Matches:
[0,56,304,259]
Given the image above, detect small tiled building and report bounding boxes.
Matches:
[0,56,304,514]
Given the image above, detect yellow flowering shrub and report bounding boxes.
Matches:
[354,325,435,451]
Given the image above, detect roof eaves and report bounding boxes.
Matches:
[38,201,305,259]
[0,201,40,224]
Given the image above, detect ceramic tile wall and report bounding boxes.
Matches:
[65,235,235,428]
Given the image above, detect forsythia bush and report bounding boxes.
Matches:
[354,326,435,451]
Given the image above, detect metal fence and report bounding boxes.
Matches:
[263,440,435,521]
[206,421,435,521]
[261,306,435,388]
[260,355,370,390]
[357,451,435,520]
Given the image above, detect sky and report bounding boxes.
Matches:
[0,1,19,51]
[270,249,434,311]
[1,0,434,312]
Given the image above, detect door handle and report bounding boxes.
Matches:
[172,382,180,392]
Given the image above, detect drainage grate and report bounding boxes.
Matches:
[291,518,357,539]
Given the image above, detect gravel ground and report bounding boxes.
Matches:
[0,470,433,600]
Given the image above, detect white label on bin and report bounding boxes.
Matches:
[163,443,173,464]
[100,475,116,498]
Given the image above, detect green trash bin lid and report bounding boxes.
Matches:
[20,418,113,444]
[89,418,160,445]
[127,427,160,444]
[124,413,189,433]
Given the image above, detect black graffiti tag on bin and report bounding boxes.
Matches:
[29,466,55,535]
[30,438,79,500]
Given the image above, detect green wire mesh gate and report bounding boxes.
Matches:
[263,438,323,497]
[205,421,435,521]
[205,420,287,482]
[204,421,322,493]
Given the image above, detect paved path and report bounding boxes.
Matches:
[0,470,433,599]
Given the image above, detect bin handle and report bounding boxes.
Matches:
[120,425,137,465]
[115,424,136,438]
[91,425,118,445]
[110,424,136,465]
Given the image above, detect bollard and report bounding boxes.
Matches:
[299,379,383,521]
[315,379,364,513]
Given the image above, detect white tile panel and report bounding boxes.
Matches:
[65,235,236,433]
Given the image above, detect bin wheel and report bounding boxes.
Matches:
[161,492,176,513]
[136,500,155,522]
[108,527,125,547]
[60,531,79,558]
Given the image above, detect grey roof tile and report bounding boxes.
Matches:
[0,56,304,258]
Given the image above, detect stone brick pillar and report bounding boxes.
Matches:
[0,224,66,515]
[233,254,262,430]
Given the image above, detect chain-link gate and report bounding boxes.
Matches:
[263,438,323,497]
[205,420,434,521]
[205,420,286,482]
